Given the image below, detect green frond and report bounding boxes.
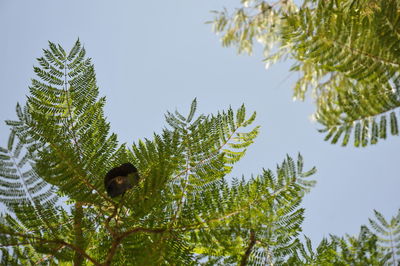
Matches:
[0,200,75,264]
[186,154,316,264]
[0,39,326,265]
[212,0,400,147]
[289,225,393,265]
[315,81,400,147]
[164,100,260,195]
[286,0,400,147]
[0,130,58,213]
[368,209,400,264]
[5,40,118,205]
[187,98,197,123]
[67,39,81,61]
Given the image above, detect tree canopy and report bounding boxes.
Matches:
[0,38,398,265]
[211,0,400,147]
[0,40,311,265]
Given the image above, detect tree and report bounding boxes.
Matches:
[210,0,400,147]
[0,40,319,265]
[0,40,397,265]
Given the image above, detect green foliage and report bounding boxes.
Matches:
[0,127,57,210]
[368,209,400,265]
[333,226,391,265]
[211,0,400,147]
[286,226,392,265]
[287,236,339,265]
[0,41,318,265]
[1,40,395,265]
[189,154,316,265]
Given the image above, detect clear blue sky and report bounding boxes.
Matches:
[1,0,399,244]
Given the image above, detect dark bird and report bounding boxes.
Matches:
[104,163,139,198]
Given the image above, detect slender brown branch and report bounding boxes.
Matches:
[35,245,65,265]
[73,202,85,265]
[60,240,101,266]
[0,241,33,247]
[103,238,121,266]
[0,230,101,266]
[102,226,166,265]
[104,204,119,234]
[240,229,256,266]
[104,194,128,237]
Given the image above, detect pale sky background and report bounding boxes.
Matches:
[1,0,399,245]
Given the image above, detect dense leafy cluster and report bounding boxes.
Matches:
[211,0,400,147]
[0,40,398,264]
[0,40,310,265]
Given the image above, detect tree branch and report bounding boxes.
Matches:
[102,226,167,265]
[73,202,85,265]
[240,229,256,266]
[103,238,121,266]
[0,229,101,266]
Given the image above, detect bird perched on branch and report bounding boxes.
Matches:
[104,163,139,198]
